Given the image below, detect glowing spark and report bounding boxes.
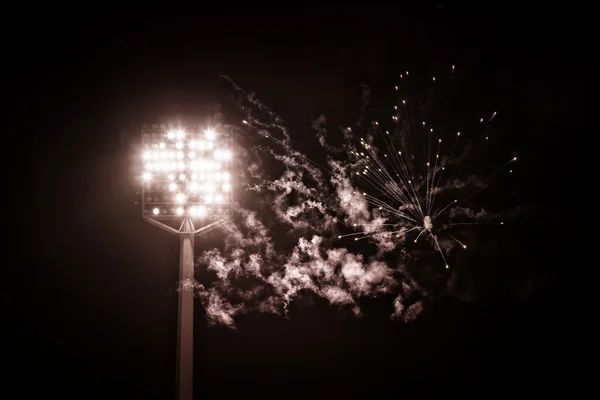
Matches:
[337,70,517,267]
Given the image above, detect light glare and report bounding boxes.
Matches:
[204,128,216,140]
[190,206,206,216]
[143,125,232,217]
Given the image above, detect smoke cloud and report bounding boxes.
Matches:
[184,75,518,328]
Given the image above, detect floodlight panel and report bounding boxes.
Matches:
[141,125,232,219]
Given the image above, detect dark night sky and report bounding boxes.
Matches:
[9,7,582,399]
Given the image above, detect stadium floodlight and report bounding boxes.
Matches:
[140,123,232,400]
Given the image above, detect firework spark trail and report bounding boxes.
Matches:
[221,74,292,147]
[189,69,517,328]
[342,66,518,269]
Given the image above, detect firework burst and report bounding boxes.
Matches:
[337,66,518,268]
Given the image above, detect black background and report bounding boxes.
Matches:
[7,6,582,399]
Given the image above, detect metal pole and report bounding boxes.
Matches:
[176,217,195,400]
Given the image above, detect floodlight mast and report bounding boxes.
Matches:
[140,123,232,400]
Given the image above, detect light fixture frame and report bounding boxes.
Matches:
[140,123,233,222]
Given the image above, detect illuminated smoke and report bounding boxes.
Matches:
[189,71,518,328]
